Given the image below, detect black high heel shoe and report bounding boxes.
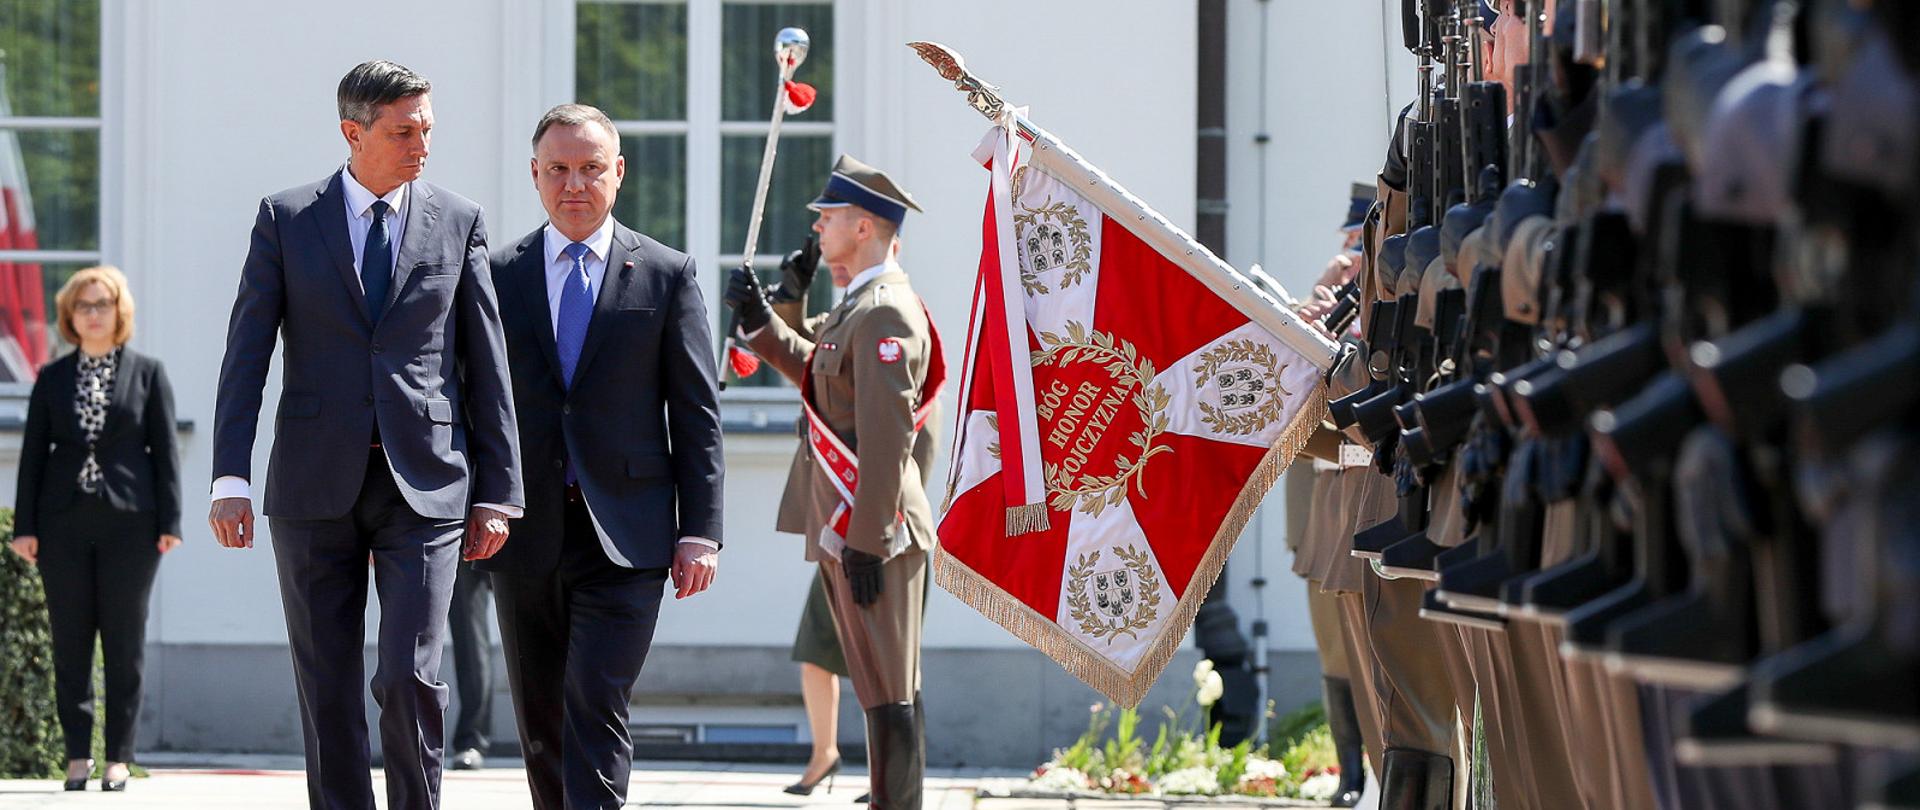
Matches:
[784,757,840,796]
[63,759,92,791]
[101,763,130,792]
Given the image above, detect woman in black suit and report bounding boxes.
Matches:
[8,266,180,792]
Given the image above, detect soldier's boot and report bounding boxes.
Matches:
[1379,748,1452,810]
[864,703,922,810]
[912,691,928,785]
[1323,677,1367,807]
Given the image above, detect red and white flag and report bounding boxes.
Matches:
[0,63,49,379]
[937,115,1338,706]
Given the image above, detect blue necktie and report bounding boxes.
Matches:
[362,199,393,322]
[556,241,593,387]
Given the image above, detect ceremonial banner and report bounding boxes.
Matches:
[919,45,1339,707]
[0,62,49,379]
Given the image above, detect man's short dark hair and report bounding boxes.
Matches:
[337,60,432,127]
[532,104,621,151]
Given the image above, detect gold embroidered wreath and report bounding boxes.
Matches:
[1192,338,1291,436]
[1065,545,1164,644]
[1011,172,1094,297]
[1031,322,1173,518]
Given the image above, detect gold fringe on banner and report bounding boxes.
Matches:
[1004,502,1052,536]
[936,381,1330,708]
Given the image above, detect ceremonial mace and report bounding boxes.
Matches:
[719,26,812,390]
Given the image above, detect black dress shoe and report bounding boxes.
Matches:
[101,766,129,792]
[449,748,485,771]
[783,757,839,796]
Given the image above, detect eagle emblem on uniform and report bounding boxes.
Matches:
[877,338,904,364]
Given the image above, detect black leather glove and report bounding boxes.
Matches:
[769,235,822,305]
[724,265,772,333]
[842,548,885,607]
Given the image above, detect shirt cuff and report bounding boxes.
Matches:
[211,476,251,501]
[475,503,524,519]
[677,536,720,551]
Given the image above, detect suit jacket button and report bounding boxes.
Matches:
[553,459,564,469]
[363,395,373,405]
[371,343,383,354]
[562,404,572,416]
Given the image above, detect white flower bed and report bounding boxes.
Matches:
[1296,771,1342,801]
[1239,757,1288,784]
[1157,766,1222,796]
[1029,765,1091,793]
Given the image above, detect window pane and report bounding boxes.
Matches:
[615,133,686,250]
[0,261,91,381]
[719,133,829,257]
[721,3,833,122]
[3,128,99,252]
[577,1,687,121]
[0,0,101,118]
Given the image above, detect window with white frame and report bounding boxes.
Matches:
[576,0,836,388]
[0,0,102,386]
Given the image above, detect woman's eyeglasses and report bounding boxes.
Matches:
[74,300,117,316]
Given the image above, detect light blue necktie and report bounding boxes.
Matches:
[556,241,593,387]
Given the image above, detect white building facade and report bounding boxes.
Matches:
[0,0,1411,767]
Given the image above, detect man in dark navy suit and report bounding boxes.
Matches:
[208,60,523,810]
[482,103,724,810]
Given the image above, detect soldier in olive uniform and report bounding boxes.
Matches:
[724,155,939,810]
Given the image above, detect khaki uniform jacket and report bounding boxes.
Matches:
[769,297,939,547]
[748,270,939,561]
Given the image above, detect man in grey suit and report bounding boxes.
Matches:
[208,60,523,810]
[483,103,723,810]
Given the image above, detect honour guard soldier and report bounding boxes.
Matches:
[724,155,943,810]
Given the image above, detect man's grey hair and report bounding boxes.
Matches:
[532,104,621,151]
[337,60,432,127]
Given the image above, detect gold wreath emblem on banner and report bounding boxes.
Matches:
[1011,167,1093,297]
[1065,545,1163,644]
[1031,322,1173,518]
[1193,338,1292,436]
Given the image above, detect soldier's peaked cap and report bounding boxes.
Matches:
[808,154,923,226]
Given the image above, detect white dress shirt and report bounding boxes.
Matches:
[342,164,409,276]
[542,220,719,559]
[213,166,520,519]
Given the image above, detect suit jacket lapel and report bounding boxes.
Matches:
[568,222,636,390]
[314,172,371,325]
[50,356,79,435]
[508,231,566,392]
[105,350,134,424]
[384,181,442,316]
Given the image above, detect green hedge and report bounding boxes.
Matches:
[0,507,64,778]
